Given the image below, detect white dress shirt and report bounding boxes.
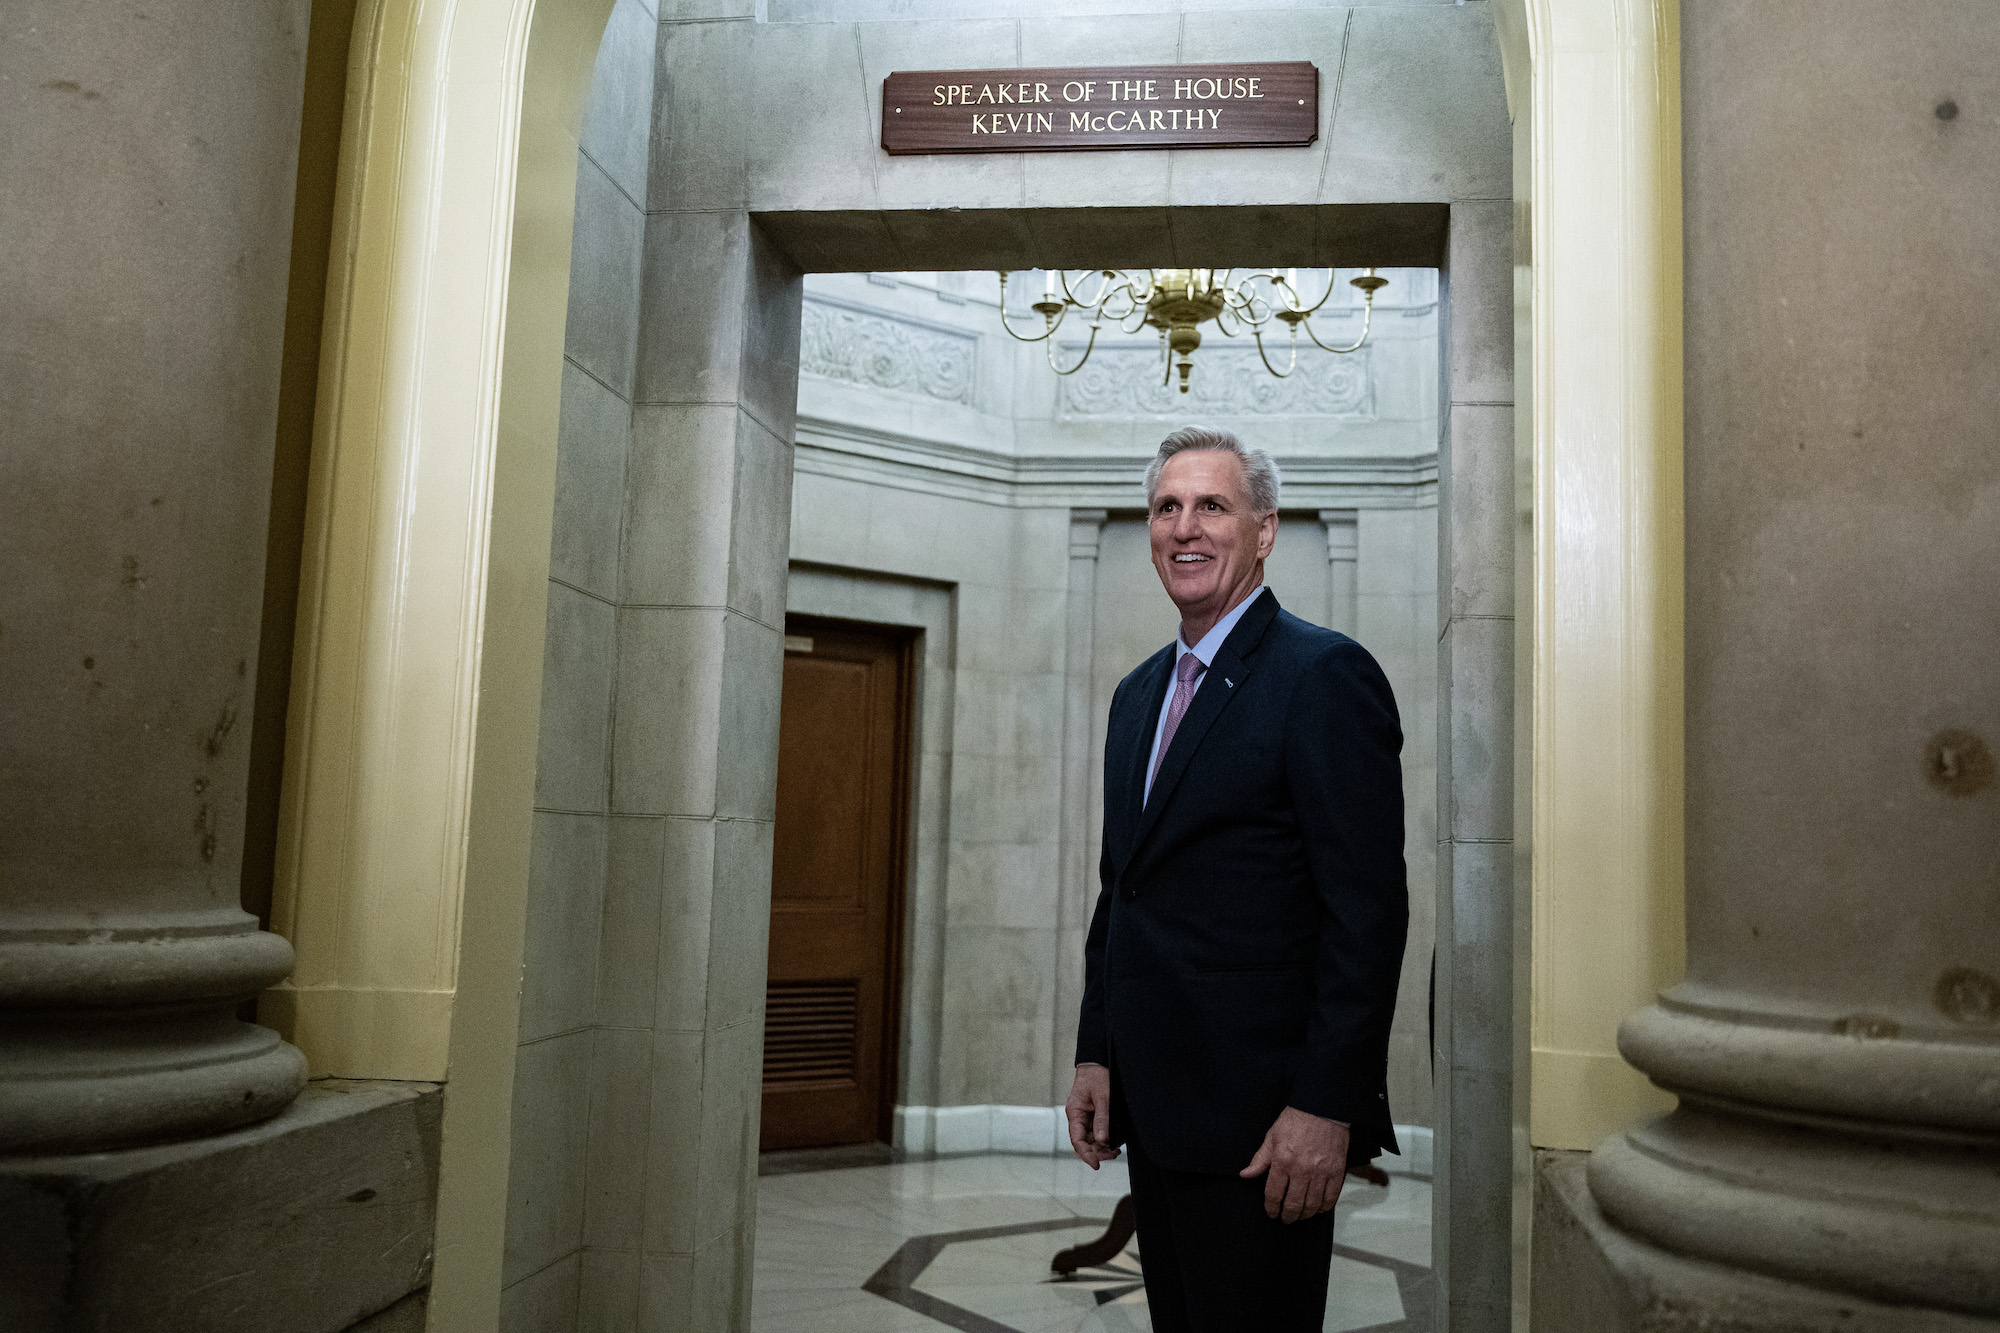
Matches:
[1143,586,1267,804]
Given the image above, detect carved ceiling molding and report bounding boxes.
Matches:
[1056,340,1375,420]
[798,296,1395,421]
[794,416,1435,513]
[800,295,977,405]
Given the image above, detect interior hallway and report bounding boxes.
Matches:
[753,1153,1433,1333]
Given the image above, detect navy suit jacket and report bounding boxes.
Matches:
[1074,588,1409,1174]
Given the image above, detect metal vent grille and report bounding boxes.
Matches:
[763,979,859,1088]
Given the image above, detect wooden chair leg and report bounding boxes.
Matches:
[1051,1194,1138,1275]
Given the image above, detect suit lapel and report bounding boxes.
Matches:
[1115,649,1175,855]
[1125,591,1282,865]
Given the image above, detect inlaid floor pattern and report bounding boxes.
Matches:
[753,1152,1433,1332]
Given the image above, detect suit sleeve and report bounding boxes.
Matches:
[1073,847,1115,1066]
[1283,639,1409,1130]
[1073,681,1125,1067]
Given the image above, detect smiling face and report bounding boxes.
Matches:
[1148,448,1279,641]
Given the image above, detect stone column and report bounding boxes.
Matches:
[0,1,310,1151]
[1052,509,1108,1102]
[1434,197,1519,1333]
[1588,3,2000,1320]
[1318,509,1358,636]
[587,10,804,1319]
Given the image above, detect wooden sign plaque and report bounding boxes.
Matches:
[880,62,1318,155]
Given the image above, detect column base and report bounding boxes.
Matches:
[0,1079,440,1333]
[1590,1105,2000,1316]
[0,1006,307,1152]
[1533,1149,2000,1333]
[0,920,307,1151]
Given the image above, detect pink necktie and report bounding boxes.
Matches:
[1149,651,1207,793]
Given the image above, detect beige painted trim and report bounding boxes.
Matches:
[1504,0,1687,1150]
[264,0,610,1325]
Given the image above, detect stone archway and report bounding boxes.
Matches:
[501,4,1518,1310]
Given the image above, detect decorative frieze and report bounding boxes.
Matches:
[1056,341,1374,419]
[793,416,1434,511]
[801,297,976,405]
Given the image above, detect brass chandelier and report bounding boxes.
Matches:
[995,267,1387,394]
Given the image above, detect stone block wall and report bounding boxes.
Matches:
[790,493,1074,1109]
[504,0,655,1324]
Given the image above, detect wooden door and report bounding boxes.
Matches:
[760,615,914,1150]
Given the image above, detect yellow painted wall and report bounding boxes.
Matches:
[263,0,611,1324]
[1496,0,1686,1152]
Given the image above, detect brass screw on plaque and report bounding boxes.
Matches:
[995,267,1387,394]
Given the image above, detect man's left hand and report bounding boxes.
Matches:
[1239,1106,1350,1224]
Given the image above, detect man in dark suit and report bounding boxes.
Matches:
[1065,425,1409,1331]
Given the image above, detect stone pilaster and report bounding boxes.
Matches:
[0,0,309,1151]
[1318,508,1359,636]
[1435,196,1518,1333]
[1053,508,1108,1102]
[1584,3,2000,1321]
[595,10,805,1313]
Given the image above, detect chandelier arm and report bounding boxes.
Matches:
[1249,267,1319,317]
[1045,321,1103,376]
[1252,268,1337,319]
[1078,269,1115,310]
[1100,274,1142,321]
[1234,292,1275,329]
[996,274,1070,344]
[995,305,1068,344]
[1295,270,1342,317]
[1301,298,1375,355]
[1253,329,1301,379]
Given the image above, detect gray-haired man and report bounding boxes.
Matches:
[1066,427,1409,1330]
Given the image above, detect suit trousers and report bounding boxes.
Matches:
[1127,1129,1336,1333]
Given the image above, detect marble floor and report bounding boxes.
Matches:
[752,1153,1434,1332]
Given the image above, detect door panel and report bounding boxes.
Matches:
[772,654,873,912]
[761,615,913,1151]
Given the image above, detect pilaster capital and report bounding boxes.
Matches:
[1068,508,1109,560]
[1318,508,1358,559]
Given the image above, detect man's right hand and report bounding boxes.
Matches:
[1065,1063,1120,1169]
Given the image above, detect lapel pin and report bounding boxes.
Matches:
[1225,677,1234,688]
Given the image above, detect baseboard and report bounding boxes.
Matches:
[893,1104,1071,1156]
[893,1104,1434,1175]
[1396,1124,1434,1176]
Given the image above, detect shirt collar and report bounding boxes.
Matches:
[1176,585,1266,668]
